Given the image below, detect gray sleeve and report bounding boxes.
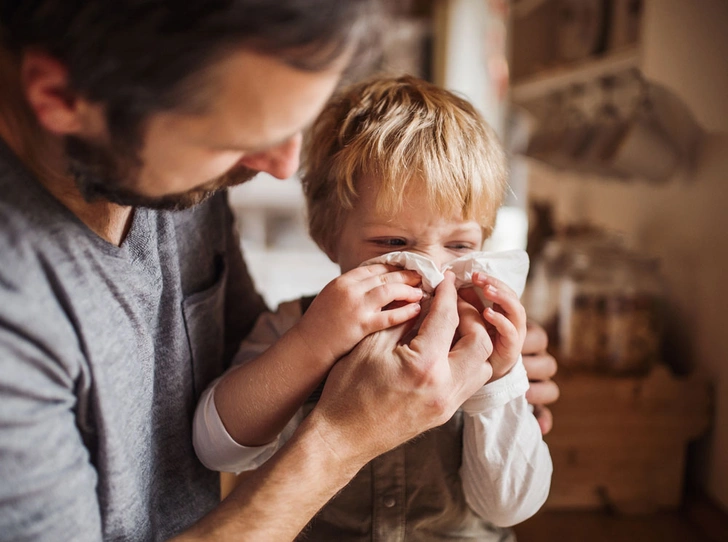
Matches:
[0,288,102,541]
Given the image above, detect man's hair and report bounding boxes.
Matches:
[301,74,508,256]
[0,0,380,148]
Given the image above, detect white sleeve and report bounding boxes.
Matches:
[191,300,305,473]
[192,380,303,473]
[459,356,553,527]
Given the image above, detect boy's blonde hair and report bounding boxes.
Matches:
[301,74,508,257]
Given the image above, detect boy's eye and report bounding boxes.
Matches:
[372,238,407,247]
[447,243,476,251]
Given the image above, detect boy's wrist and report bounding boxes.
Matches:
[289,317,340,370]
[488,354,521,382]
[462,356,529,414]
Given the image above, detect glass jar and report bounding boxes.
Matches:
[601,255,664,375]
[558,249,664,375]
[524,232,626,355]
[558,251,615,371]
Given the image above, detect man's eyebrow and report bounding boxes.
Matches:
[247,133,299,153]
[217,129,303,154]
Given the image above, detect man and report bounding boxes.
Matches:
[0,2,558,540]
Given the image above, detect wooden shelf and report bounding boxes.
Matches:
[510,47,641,104]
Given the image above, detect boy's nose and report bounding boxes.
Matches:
[237,133,302,179]
[412,248,447,270]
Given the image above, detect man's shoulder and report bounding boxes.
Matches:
[0,146,67,269]
[0,197,81,382]
[0,191,50,285]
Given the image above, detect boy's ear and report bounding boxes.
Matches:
[20,50,101,137]
[323,243,338,264]
[321,237,339,264]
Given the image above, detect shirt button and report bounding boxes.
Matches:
[383,496,396,508]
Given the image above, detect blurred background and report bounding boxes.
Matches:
[229,1,727,539]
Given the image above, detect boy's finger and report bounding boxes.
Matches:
[478,283,526,328]
[371,302,422,330]
[359,266,423,287]
[369,283,424,307]
[483,307,518,348]
[473,272,519,298]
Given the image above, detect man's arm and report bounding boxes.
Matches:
[176,272,493,541]
[177,414,360,540]
[0,312,103,541]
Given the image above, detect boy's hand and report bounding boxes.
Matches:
[296,264,424,366]
[469,272,527,381]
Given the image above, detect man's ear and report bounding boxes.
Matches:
[20,50,85,135]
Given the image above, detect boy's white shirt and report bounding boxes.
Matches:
[193,249,552,527]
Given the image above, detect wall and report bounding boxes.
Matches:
[523,0,728,509]
[528,133,728,509]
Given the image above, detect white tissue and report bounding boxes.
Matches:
[362,250,530,298]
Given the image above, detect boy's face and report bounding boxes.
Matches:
[332,178,485,273]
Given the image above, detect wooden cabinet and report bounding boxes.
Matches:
[544,365,712,513]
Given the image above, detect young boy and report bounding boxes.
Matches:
[193,75,552,540]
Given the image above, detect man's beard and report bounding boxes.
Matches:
[66,135,258,211]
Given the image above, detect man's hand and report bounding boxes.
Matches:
[178,274,495,542]
[522,321,560,435]
[297,264,423,365]
[308,271,493,466]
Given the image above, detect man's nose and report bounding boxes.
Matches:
[238,133,302,179]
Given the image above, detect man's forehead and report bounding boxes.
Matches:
[190,49,344,146]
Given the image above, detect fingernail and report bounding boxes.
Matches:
[487,285,498,294]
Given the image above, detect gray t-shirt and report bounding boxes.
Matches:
[0,141,267,541]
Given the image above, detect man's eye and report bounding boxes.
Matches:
[372,238,407,247]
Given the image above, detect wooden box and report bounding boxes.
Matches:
[544,365,712,513]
